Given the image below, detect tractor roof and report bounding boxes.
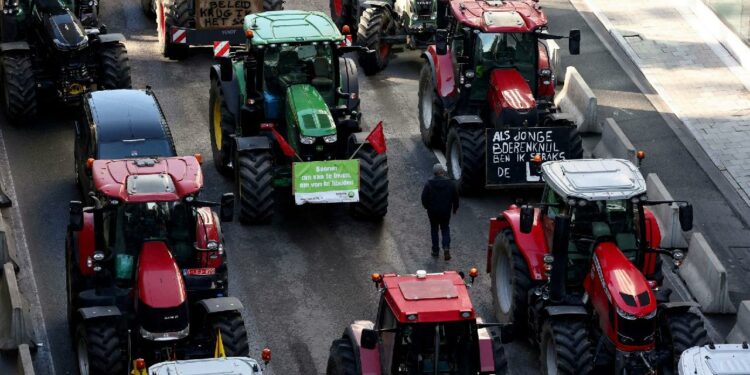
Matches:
[449,0,548,33]
[86,90,169,143]
[542,159,647,201]
[92,156,203,203]
[382,271,475,323]
[149,357,263,375]
[244,11,344,45]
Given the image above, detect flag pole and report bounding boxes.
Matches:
[349,142,366,160]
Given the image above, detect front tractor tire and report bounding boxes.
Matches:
[1,52,37,124]
[418,64,443,148]
[209,79,234,176]
[351,144,388,219]
[97,43,132,90]
[237,151,274,224]
[660,310,708,374]
[208,312,250,356]
[357,7,392,76]
[446,127,485,194]
[540,318,594,375]
[326,338,359,375]
[490,229,532,336]
[158,0,190,60]
[75,318,126,375]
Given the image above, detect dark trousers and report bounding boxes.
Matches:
[429,214,451,251]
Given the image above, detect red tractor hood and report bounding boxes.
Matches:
[137,241,186,308]
[592,242,656,317]
[488,69,536,112]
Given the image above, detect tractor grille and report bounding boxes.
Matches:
[616,315,656,346]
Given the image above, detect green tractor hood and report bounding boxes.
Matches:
[286,84,336,137]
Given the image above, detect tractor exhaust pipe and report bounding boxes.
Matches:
[550,214,570,302]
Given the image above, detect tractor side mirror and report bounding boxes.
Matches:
[69,201,84,231]
[435,29,448,56]
[568,29,581,55]
[219,58,233,82]
[220,193,235,222]
[679,203,693,232]
[519,205,534,234]
[361,328,378,350]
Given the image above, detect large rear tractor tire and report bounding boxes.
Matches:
[418,63,443,148]
[158,0,190,60]
[351,144,388,219]
[446,127,485,194]
[567,127,583,160]
[357,7,392,76]
[209,79,234,176]
[659,310,708,375]
[208,312,250,356]
[264,0,284,10]
[539,318,594,375]
[490,229,532,336]
[326,337,358,375]
[1,53,36,124]
[329,0,351,30]
[75,318,126,375]
[237,151,274,224]
[97,43,132,90]
[493,338,509,375]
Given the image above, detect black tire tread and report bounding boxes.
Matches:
[541,318,594,375]
[209,80,234,176]
[447,127,485,194]
[76,319,126,374]
[418,63,442,148]
[356,7,390,75]
[98,43,132,90]
[326,337,358,375]
[238,152,274,224]
[160,0,190,60]
[662,311,708,372]
[351,144,388,219]
[491,229,532,334]
[2,53,36,123]
[210,312,250,357]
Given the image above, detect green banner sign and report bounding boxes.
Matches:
[292,160,360,205]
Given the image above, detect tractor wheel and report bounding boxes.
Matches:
[97,43,132,90]
[357,7,392,76]
[237,151,274,224]
[351,143,388,219]
[208,312,249,356]
[264,0,284,11]
[158,0,190,60]
[1,52,36,124]
[491,229,532,335]
[66,233,84,334]
[209,79,234,176]
[446,127,485,194]
[326,338,359,375]
[75,318,126,375]
[418,63,443,148]
[539,318,594,375]
[659,310,708,375]
[493,338,509,375]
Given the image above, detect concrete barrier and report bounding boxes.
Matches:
[554,66,600,134]
[646,174,689,248]
[0,262,33,350]
[16,344,33,375]
[545,40,563,84]
[679,233,736,314]
[592,118,637,163]
[727,301,750,343]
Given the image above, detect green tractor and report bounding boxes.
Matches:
[209,10,389,224]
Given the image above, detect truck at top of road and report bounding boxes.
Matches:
[210,10,389,224]
[486,158,709,374]
[327,270,508,375]
[418,0,584,193]
[142,0,283,60]
[66,155,247,374]
[678,344,750,375]
[0,0,132,123]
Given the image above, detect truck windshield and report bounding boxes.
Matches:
[263,43,335,97]
[474,32,536,81]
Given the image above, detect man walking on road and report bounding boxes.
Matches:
[421,163,459,260]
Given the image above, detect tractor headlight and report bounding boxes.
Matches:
[206,241,219,250]
[540,69,552,77]
[93,251,105,261]
[323,134,337,144]
[299,135,315,145]
[616,307,636,320]
[465,71,475,79]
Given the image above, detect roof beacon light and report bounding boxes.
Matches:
[194,153,203,164]
[637,150,646,167]
[342,25,351,34]
[135,358,146,370]
[532,154,542,164]
[245,29,254,39]
[416,270,427,279]
[261,347,272,364]
[86,158,95,169]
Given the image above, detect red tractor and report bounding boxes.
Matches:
[327,270,508,375]
[486,159,709,374]
[419,0,583,193]
[65,156,247,375]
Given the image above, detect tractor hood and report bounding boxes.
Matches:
[286,84,336,137]
[46,11,88,51]
[487,69,538,127]
[592,242,656,317]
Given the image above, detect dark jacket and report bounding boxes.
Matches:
[421,175,459,219]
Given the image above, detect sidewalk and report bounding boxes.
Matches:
[582,0,750,207]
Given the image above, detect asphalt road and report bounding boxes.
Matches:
[0,0,743,374]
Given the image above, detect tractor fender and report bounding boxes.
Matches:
[343,320,382,375]
[362,0,392,10]
[194,207,224,268]
[77,306,122,320]
[197,297,244,315]
[449,115,483,129]
[488,208,550,281]
[235,136,272,153]
[486,216,511,273]
[349,131,370,145]
[0,41,29,52]
[422,45,456,98]
[543,305,588,317]
[641,208,662,278]
[210,65,242,123]
[96,33,126,44]
[338,57,360,112]
[76,212,96,277]
[658,301,699,315]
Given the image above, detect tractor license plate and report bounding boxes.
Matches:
[184,268,216,276]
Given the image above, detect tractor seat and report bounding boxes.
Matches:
[278,50,306,89]
[168,203,193,266]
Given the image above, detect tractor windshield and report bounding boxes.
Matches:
[263,43,335,103]
[570,199,639,258]
[383,322,477,373]
[474,32,536,80]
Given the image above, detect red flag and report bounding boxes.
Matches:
[366,121,387,154]
[271,128,297,158]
